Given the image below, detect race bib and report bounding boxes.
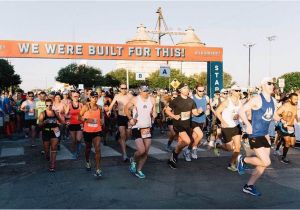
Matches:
[180,111,191,121]
[141,128,151,139]
[28,112,34,116]
[87,119,98,128]
[287,126,295,134]
[52,128,61,138]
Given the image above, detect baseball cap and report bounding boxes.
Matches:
[220,89,227,93]
[140,85,149,92]
[90,91,98,97]
[178,83,188,90]
[62,90,69,95]
[260,77,274,85]
[230,85,241,91]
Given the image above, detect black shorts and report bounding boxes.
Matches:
[221,125,242,143]
[191,121,205,130]
[24,119,36,128]
[132,128,152,140]
[83,131,103,142]
[279,125,295,137]
[166,118,173,126]
[249,136,271,149]
[69,124,82,131]
[173,125,192,137]
[42,130,58,141]
[117,115,128,127]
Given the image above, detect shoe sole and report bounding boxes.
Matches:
[280,160,289,164]
[242,188,261,196]
[135,174,145,179]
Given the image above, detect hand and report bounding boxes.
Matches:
[129,118,137,126]
[222,122,229,128]
[173,115,180,120]
[197,108,203,114]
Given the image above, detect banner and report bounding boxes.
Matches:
[0,40,223,62]
[207,61,223,98]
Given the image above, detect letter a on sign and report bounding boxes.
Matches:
[160,66,170,77]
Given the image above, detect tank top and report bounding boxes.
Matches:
[221,97,242,128]
[192,95,207,123]
[69,102,82,125]
[24,100,36,120]
[43,110,59,129]
[132,96,153,129]
[83,104,102,133]
[251,93,275,137]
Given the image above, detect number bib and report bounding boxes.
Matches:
[28,112,34,116]
[180,111,191,121]
[88,119,98,128]
[140,128,151,139]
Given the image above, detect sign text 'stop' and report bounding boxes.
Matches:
[0,40,223,62]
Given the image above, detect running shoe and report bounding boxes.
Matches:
[40,150,45,155]
[213,141,220,157]
[242,184,262,196]
[94,169,103,177]
[274,150,282,156]
[227,164,238,172]
[135,170,146,179]
[183,150,192,162]
[123,154,129,162]
[49,163,55,172]
[31,144,36,147]
[165,145,173,152]
[191,149,198,159]
[168,152,177,169]
[281,157,290,164]
[129,157,136,173]
[85,162,91,171]
[49,167,55,172]
[208,140,215,148]
[237,154,245,175]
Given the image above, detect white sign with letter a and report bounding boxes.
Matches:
[159,65,170,77]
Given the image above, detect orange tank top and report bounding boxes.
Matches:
[83,104,102,133]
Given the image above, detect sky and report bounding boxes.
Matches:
[1,0,300,91]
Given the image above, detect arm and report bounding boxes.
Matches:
[108,94,118,111]
[215,100,229,127]
[165,106,180,120]
[124,97,137,126]
[38,112,45,126]
[151,97,157,120]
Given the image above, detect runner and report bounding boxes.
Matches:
[39,99,64,172]
[215,85,243,171]
[21,91,37,147]
[66,91,83,160]
[108,84,133,162]
[276,93,298,164]
[125,85,156,178]
[163,93,177,152]
[184,84,207,161]
[237,77,280,196]
[165,83,203,169]
[80,91,103,177]
[62,90,71,140]
[35,91,47,154]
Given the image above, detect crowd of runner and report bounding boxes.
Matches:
[0,77,300,196]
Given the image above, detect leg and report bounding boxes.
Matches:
[49,138,59,170]
[30,125,36,146]
[175,131,191,154]
[43,140,50,160]
[136,138,151,171]
[92,136,102,170]
[230,135,241,165]
[118,126,128,159]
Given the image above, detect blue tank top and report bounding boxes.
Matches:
[192,95,207,123]
[250,93,275,137]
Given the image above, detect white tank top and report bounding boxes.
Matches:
[221,97,241,128]
[132,96,153,129]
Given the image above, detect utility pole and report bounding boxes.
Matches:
[266,35,276,77]
[243,43,256,87]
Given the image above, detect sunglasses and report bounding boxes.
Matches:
[46,104,52,107]
[223,92,228,95]
[267,82,275,86]
[120,88,127,90]
[197,90,204,92]
[234,90,241,92]
[28,95,34,97]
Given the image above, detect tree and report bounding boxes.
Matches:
[147,69,190,89]
[56,63,104,88]
[106,68,145,88]
[191,71,235,88]
[0,59,22,90]
[278,72,300,92]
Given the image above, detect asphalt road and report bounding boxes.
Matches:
[1,131,300,209]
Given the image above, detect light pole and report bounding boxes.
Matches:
[266,35,276,77]
[243,43,256,87]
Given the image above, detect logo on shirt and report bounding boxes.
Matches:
[262,107,273,121]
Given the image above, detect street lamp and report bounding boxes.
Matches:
[266,35,276,77]
[243,43,256,87]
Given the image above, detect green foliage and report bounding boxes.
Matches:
[278,72,300,92]
[56,63,104,88]
[106,68,145,88]
[0,59,22,90]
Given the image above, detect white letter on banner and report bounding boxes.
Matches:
[89,46,95,55]
[32,44,39,54]
[18,43,30,54]
[45,44,56,54]
[129,47,135,56]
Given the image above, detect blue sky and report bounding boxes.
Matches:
[1,1,300,91]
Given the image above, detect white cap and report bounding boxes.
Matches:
[230,85,241,91]
[220,89,227,93]
[260,77,274,85]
